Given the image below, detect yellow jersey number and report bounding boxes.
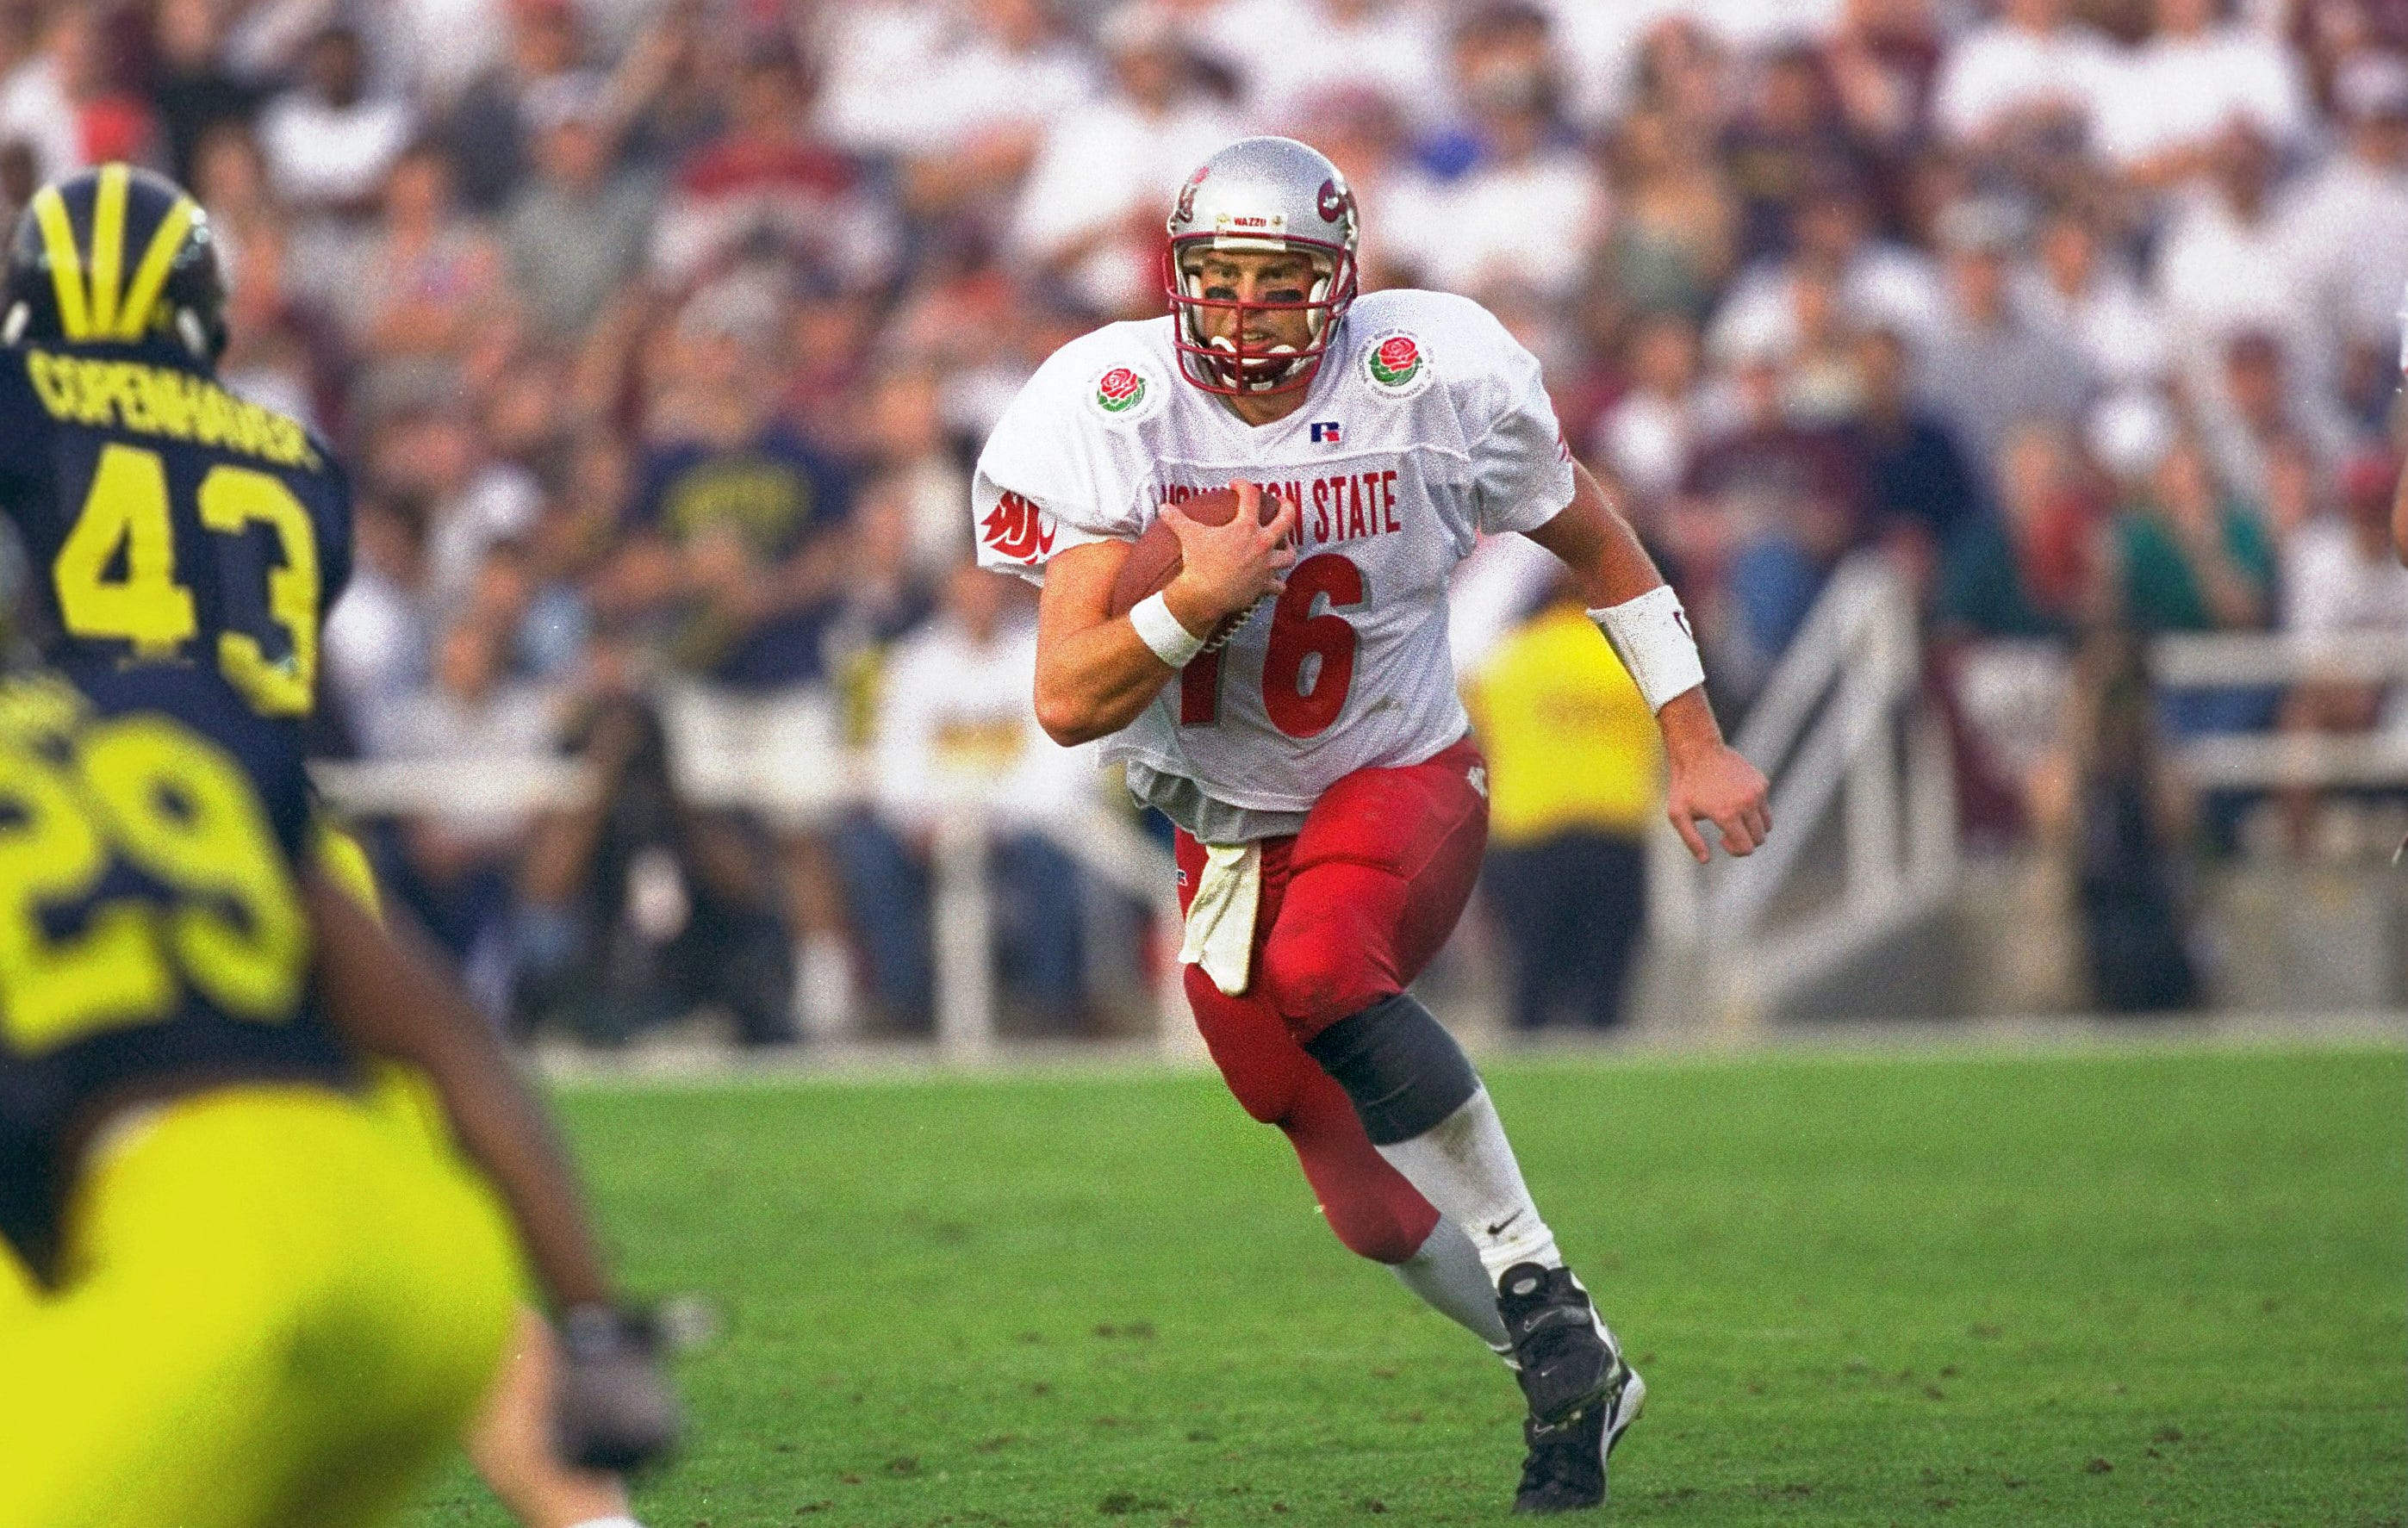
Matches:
[53,443,321,717]
[0,717,306,1053]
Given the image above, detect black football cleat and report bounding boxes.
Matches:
[1497,1263,1616,1425]
[1512,1359,1646,1514]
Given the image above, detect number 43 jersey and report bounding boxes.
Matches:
[973,289,1575,837]
[0,341,352,724]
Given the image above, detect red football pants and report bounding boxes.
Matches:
[1174,736,1490,1264]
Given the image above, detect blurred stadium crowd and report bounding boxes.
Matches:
[3,0,2405,1040]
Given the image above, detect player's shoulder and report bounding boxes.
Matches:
[1005,316,1180,432]
[1339,289,1535,411]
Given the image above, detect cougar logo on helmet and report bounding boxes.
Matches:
[1175,165,1208,227]
[1316,177,1353,226]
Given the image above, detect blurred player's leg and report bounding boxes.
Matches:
[0,1086,517,1528]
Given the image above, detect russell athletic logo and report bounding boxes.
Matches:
[1095,366,1147,413]
[1310,420,1343,444]
[980,490,1054,562]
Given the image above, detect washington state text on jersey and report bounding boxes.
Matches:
[1161,470,1403,550]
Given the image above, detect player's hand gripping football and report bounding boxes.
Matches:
[1661,698,1773,863]
[554,1303,681,1473]
[1160,480,1297,633]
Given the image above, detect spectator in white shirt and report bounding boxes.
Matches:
[2278,51,2408,419]
[1008,2,1241,315]
[2095,0,2309,191]
[834,0,1097,176]
[1593,310,1717,519]
[1914,198,2096,487]
[841,562,1096,1031]
[1386,2,1605,302]
[2200,329,2355,506]
[1931,0,2118,155]
[2154,124,2323,431]
[1192,0,1450,133]
[256,22,416,216]
[1710,174,1946,359]
[2276,450,2408,847]
[2013,203,2172,389]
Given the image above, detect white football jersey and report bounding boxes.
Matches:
[972,288,1576,837]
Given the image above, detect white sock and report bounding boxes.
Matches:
[565,1519,643,1528]
[1374,1085,1563,1283]
[1391,1215,1513,1357]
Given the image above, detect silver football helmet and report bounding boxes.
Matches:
[1164,135,1360,396]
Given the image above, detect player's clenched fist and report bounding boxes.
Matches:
[1161,480,1297,631]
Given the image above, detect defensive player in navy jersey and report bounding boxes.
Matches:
[0,660,674,1528]
[0,164,652,1528]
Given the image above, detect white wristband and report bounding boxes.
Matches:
[1590,584,1706,713]
[1129,591,1206,668]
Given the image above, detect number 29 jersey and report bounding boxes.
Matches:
[0,663,349,1284]
[973,288,1575,838]
[0,340,352,724]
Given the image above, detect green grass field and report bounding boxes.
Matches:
[409,1042,2407,1527]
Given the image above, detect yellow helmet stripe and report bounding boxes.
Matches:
[29,186,90,341]
[85,164,129,337]
[112,194,197,342]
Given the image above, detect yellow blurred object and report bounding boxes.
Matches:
[0,1084,517,1528]
[1468,603,1664,845]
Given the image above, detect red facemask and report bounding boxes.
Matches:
[1163,237,1358,397]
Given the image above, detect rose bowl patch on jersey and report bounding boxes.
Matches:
[1362,331,1429,397]
[1091,364,1160,419]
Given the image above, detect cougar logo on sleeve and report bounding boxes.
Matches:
[980,490,1056,562]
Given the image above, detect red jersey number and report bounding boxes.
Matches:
[1179,553,1364,737]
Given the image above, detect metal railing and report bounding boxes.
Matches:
[1646,554,1960,1031]
[2151,631,2408,792]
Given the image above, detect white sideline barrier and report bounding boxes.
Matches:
[2151,632,2408,792]
[308,755,1187,1059]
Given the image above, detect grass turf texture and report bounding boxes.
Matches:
[409,1044,2406,1526]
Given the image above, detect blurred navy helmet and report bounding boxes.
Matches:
[3,163,227,363]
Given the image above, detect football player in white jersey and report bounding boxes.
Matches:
[973,136,1770,1514]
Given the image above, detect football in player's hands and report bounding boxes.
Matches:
[1107,486,1282,647]
[553,1304,681,1473]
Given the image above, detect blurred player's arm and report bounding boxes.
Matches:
[1524,461,1773,862]
[306,873,678,1469]
[306,872,613,1307]
[1031,482,1296,746]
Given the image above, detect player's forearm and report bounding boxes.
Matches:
[305,875,616,1310]
[1032,618,1179,745]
